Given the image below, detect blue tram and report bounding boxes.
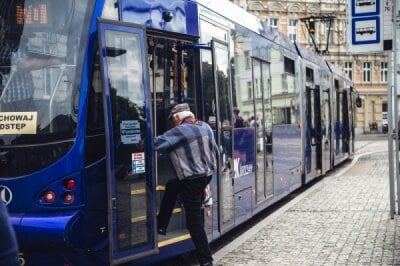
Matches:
[0,0,357,265]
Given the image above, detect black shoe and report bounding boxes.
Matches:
[157,227,167,235]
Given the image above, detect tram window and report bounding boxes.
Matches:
[306,67,314,82]
[200,19,228,43]
[284,57,295,74]
[148,38,197,136]
[0,0,93,146]
[336,91,342,122]
[269,48,297,125]
[334,79,342,122]
[85,48,106,165]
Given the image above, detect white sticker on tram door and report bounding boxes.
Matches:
[120,120,141,144]
[0,112,37,134]
[132,152,145,174]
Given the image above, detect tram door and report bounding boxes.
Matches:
[321,72,332,173]
[202,38,235,234]
[97,21,157,265]
[342,91,350,154]
[252,59,273,203]
[305,68,322,182]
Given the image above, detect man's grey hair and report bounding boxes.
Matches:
[175,111,195,121]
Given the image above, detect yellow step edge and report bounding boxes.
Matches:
[156,185,166,191]
[158,234,191,248]
[131,208,182,223]
[131,185,165,195]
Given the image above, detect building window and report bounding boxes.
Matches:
[270,18,279,30]
[325,22,334,44]
[288,19,298,42]
[363,62,371,83]
[382,102,388,112]
[244,51,250,69]
[381,62,388,83]
[344,62,353,81]
[247,81,252,100]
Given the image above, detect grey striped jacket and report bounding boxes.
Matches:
[154,120,218,180]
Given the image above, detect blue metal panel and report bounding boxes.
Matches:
[234,187,252,225]
[3,0,108,254]
[120,0,199,36]
[233,128,255,181]
[272,125,302,194]
[15,211,80,249]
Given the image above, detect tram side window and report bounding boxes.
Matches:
[270,50,297,125]
[284,57,297,124]
[85,48,106,165]
[148,38,197,136]
[306,67,314,83]
[335,80,342,123]
[305,67,315,141]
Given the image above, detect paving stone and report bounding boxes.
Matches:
[214,139,400,265]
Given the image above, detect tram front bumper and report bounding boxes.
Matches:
[10,210,81,250]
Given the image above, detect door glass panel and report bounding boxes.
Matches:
[308,88,315,144]
[262,62,273,198]
[342,92,349,153]
[314,86,322,170]
[253,59,265,203]
[103,29,151,252]
[305,86,316,174]
[202,49,216,128]
[214,41,234,227]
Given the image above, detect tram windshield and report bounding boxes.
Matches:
[0,0,94,145]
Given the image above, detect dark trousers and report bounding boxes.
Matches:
[0,202,19,266]
[157,175,213,265]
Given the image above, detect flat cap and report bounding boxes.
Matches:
[168,103,190,119]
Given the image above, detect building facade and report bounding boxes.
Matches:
[230,0,389,134]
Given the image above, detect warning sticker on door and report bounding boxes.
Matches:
[132,152,145,174]
[120,120,141,144]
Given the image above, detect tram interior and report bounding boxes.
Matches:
[148,36,197,239]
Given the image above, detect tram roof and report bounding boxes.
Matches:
[326,61,350,80]
[196,0,297,53]
[294,42,329,70]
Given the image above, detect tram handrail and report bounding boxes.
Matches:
[0,66,17,105]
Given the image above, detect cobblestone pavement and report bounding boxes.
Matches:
[214,137,400,265]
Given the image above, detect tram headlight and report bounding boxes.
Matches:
[42,191,56,203]
[62,192,75,204]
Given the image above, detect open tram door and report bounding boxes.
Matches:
[203,38,235,235]
[97,20,158,265]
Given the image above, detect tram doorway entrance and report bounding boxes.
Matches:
[147,33,202,247]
